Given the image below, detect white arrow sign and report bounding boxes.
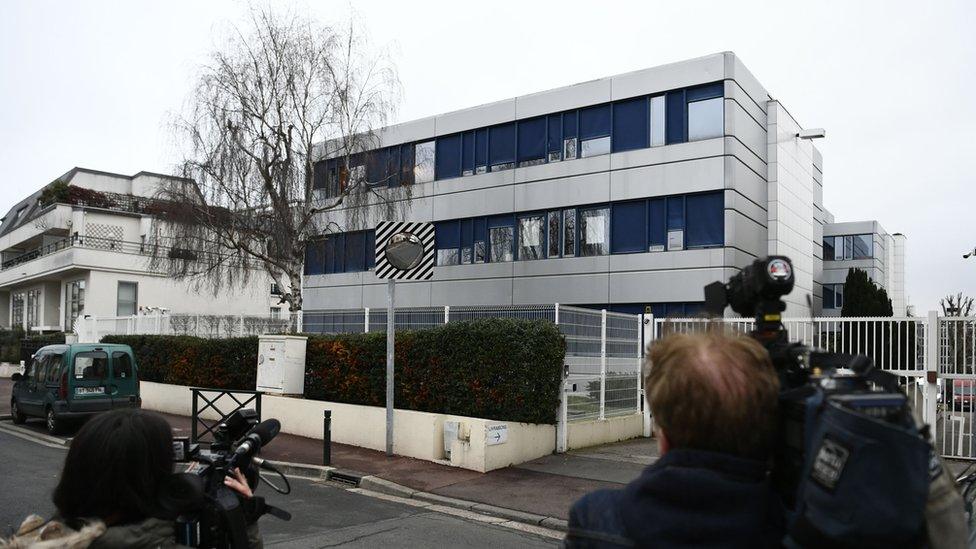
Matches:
[486,424,508,446]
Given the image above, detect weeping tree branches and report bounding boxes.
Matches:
[151,7,408,313]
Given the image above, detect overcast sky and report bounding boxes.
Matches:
[1,0,973,313]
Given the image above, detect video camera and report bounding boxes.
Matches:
[162,409,291,548]
[705,256,933,546]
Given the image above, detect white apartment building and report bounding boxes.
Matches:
[298,52,906,318]
[0,168,280,332]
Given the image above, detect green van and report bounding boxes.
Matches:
[9,343,141,434]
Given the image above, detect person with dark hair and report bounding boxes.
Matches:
[2,409,260,548]
[565,331,785,548]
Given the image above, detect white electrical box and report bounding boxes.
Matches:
[256,335,308,395]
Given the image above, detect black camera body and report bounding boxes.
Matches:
[164,409,287,549]
[705,257,930,545]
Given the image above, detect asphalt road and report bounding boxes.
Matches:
[0,428,558,547]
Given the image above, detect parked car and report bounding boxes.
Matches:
[951,379,976,412]
[9,344,141,434]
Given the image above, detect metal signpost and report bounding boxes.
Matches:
[374,221,434,456]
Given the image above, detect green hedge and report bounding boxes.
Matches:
[100,334,258,389]
[103,318,565,424]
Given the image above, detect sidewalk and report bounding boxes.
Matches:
[161,413,654,521]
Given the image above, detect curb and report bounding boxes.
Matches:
[266,459,568,532]
[0,420,72,447]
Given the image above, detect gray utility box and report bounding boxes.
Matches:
[256,335,308,395]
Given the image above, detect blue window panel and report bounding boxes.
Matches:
[611,200,647,254]
[683,302,704,316]
[344,231,366,272]
[664,303,686,317]
[547,115,562,153]
[517,117,546,162]
[324,235,343,274]
[648,198,666,247]
[685,192,724,247]
[489,123,516,166]
[365,230,376,269]
[612,98,649,152]
[562,110,578,138]
[304,240,325,275]
[313,161,328,190]
[366,148,390,184]
[487,214,514,228]
[460,219,473,249]
[666,90,687,144]
[667,196,685,231]
[386,147,400,187]
[579,104,611,139]
[686,81,724,102]
[475,128,488,168]
[435,220,461,248]
[473,218,487,242]
[435,134,462,180]
[824,284,836,309]
[400,143,414,186]
[462,131,475,174]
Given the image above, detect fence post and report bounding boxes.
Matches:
[641,314,653,437]
[600,309,607,421]
[239,314,245,337]
[554,303,560,325]
[296,310,303,334]
[195,315,201,338]
[557,374,568,453]
[364,307,370,333]
[925,311,940,444]
[444,305,450,324]
[323,410,332,466]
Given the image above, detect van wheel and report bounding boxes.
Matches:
[11,400,26,424]
[46,408,63,435]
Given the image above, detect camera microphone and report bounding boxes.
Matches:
[228,419,281,469]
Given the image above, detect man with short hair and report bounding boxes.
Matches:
[565,331,784,548]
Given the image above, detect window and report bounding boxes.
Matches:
[473,218,487,263]
[547,211,561,258]
[462,131,475,176]
[435,221,460,266]
[414,140,436,183]
[650,96,666,147]
[400,143,415,185]
[825,234,873,261]
[112,351,133,379]
[611,201,646,254]
[117,282,138,316]
[489,123,516,171]
[517,117,546,167]
[74,351,108,380]
[474,129,488,174]
[366,148,391,185]
[562,110,578,161]
[344,231,366,272]
[270,308,281,320]
[612,97,649,153]
[824,284,845,309]
[32,354,46,383]
[459,219,473,264]
[666,91,686,144]
[11,292,24,328]
[579,207,610,256]
[547,115,562,162]
[648,199,666,251]
[517,215,545,260]
[685,192,724,247]
[563,209,577,256]
[45,354,64,383]
[667,197,685,251]
[64,280,85,331]
[823,236,836,260]
[688,97,723,141]
[488,215,514,262]
[305,240,326,275]
[26,289,39,329]
[579,104,611,158]
[853,234,872,259]
[435,134,462,180]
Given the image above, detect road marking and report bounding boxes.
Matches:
[0,423,68,450]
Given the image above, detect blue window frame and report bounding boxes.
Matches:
[489,123,516,168]
[435,134,462,180]
[686,82,724,102]
[312,161,328,190]
[612,98,649,152]
[324,235,344,274]
[547,115,562,156]
[462,131,475,175]
[474,128,488,172]
[562,110,578,138]
[365,230,376,269]
[399,143,414,186]
[666,90,686,144]
[473,218,487,262]
[460,219,474,264]
[344,231,366,272]
[435,220,461,266]
[648,199,666,249]
[685,192,724,247]
[611,201,647,253]
[667,196,685,231]
[304,240,325,275]
[517,117,546,164]
[824,284,836,309]
[579,104,611,140]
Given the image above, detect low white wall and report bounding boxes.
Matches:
[139,381,555,472]
[567,413,644,450]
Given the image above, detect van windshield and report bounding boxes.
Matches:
[74,351,108,380]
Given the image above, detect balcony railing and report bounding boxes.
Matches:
[0,234,150,271]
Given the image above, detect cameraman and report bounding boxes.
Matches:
[4,409,262,548]
[566,331,784,548]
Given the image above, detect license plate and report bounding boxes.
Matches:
[76,386,105,395]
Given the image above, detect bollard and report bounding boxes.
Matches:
[323,410,332,466]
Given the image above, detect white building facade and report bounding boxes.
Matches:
[0,168,280,332]
[821,218,908,316]
[302,52,905,318]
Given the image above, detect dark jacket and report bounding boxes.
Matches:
[566,448,785,548]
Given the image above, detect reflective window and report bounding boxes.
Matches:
[437,249,459,266]
[518,215,545,260]
[489,227,514,263]
[117,282,137,316]
[563,137,578,160]
[435,221,460,266]
[823,237,836,261]
[824,284,835,309]
[74,351,108,380]
[580,136,611,158]
[11,293,24,328]
[688,97,723,141]
[853,234,872,259]
[843,236,853,260]
[579,207,610,256]
[474,241,486,263]
[414,141,436,183]
[563,209,576,257]
[45,355,64,383]
[112,352,133,379]
[650,96,666,147]
[547,211,561,258]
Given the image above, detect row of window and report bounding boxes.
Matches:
[824,283,845,309]
[435,192,724,266]
[824,234,873,261]
[305,230,377,275]
[593,302,706,318]
[313,82,725,195]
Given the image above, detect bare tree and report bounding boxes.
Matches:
[941,293,975,317]
[150,7,409,318]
